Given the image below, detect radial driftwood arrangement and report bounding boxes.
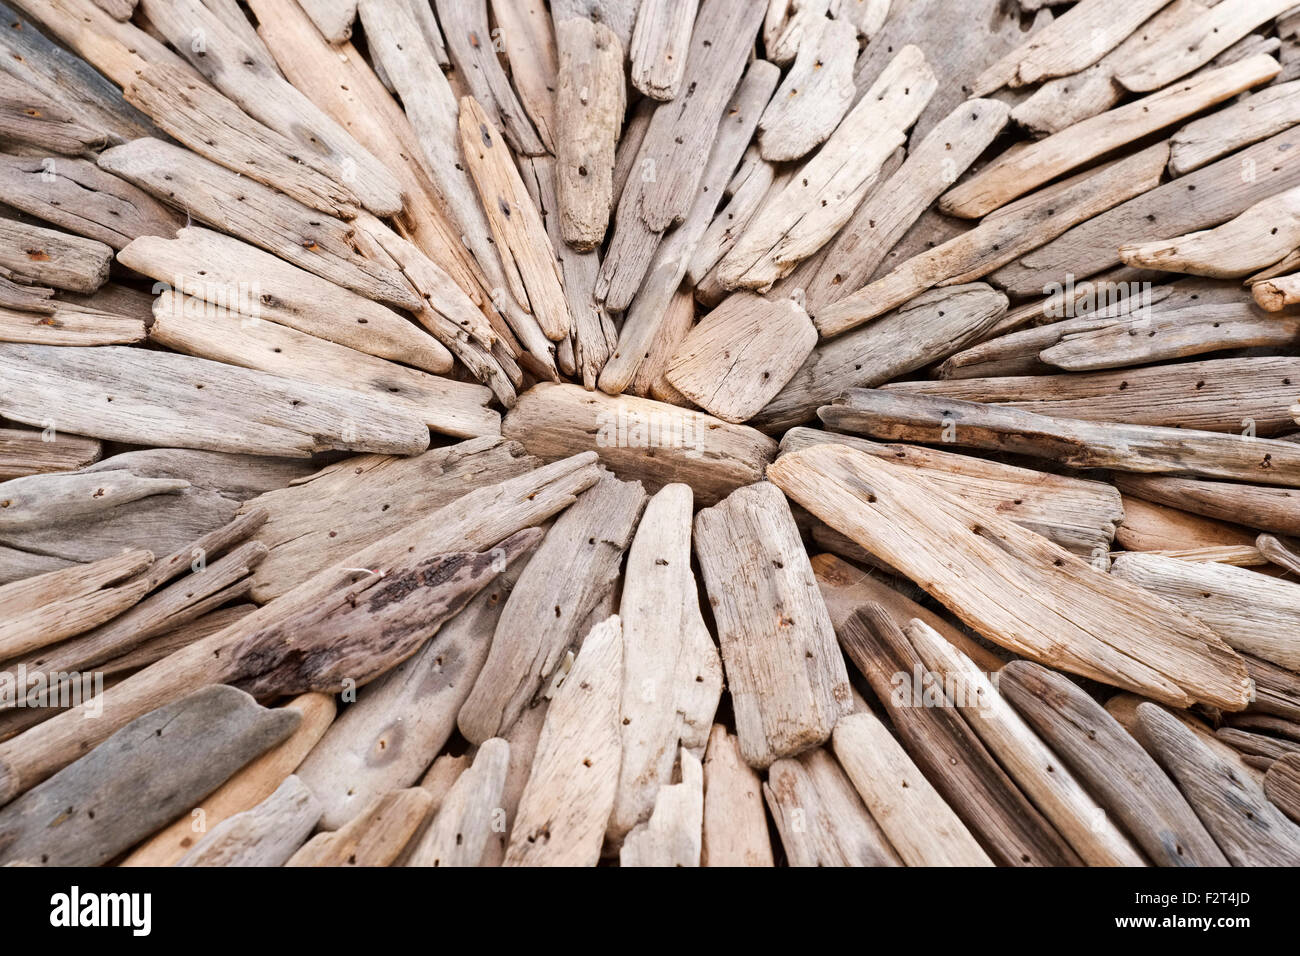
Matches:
[3,0,1300,869]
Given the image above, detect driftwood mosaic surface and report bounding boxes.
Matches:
[3,0,1300,869]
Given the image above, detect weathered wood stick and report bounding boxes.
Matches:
[700,724,772,867]
[757,15,856,162]
[998,661,1229,866]
[0,344,432,459]
[1135,702,1300,865]
[944,54,1279,219]
[1265,754,1300,824]
[288,787,432,867]
[634,286,695,401]
[754,284,1008,434]
[122,692,335,867]
[764,747,902,867]
[620,748,703,867]
[504,615,623,866]
[1257,533,1300,577]
[629,0,697,102]
[1253,272,1300,311]
[0,219,111,295]
[610,483,722,843]
[1243,653,1300,722]
[0,70,108,153]
[817,143,1169,335]
[973,0,1174,94]
[1171,79,1300,175]
[460,472,645,744]
[491,0,558,154]
[0,428,97,481]
[408,737,510,867]
[299,555,528,830]
[833,710,994,867]
[907,620,1147,866]
[1217,727,1300,763]
[0,685,297,866]
[502,383,777,505]
[298,0,357,42]
[1111,552,1300,672]
[0,303,144,347]
[0,469,184,533]
[1116,0,1297,93]
[178,775,322,867]
[880,355,1300,435]
[769,443,1253,710]
[837,606,1080,866]
[1116,495,1255,554]
[718,45,937,291]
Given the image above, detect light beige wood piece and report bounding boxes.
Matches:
[700,724,773,867]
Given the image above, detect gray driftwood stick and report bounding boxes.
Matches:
[178,775,322,868]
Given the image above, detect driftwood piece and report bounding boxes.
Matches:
[408,737,510,867]
[907,620,1146,867]
[122,693,335,867]
[757,15,857,162]
[437,0,544,155]
[629,0,697,102]
[503,383,777,505]
[992,127,1300,296]
[634,287,694,401]
[0,70,107,153]
[764,748,902,867]
[770,443,1252,710]
[999,661,1228,867]
[299,554,528,830]
[118,228,446,373]
[718,46,937,292]
[794,99,1010,314]
[880,355,1300,436]
[1121,186,1300,277]
[694,481,852,768]
[786,429,1122,559]
[0,454,602,804]
[477,698,548,865]
[1116,495,1255,554]
[687,146,781,290]
[837,606,1081,866]
[944,55,1279,219]
[0,549,150,660]
[178,775,322,867]
[0,685,296,865]
[505,615,623,866]
[245,438,537,603]
[753,284,1008,433]
[137,0,402,217]
[597,0,766,308]
[833,710,993,867]
[700,724,772,867]
[459,96,571,342]
[1254,271,1300,311]
[492,0,558,153]
[610,484,722,842]
[298,0,357,42]
[461,472,644,744]
[288,788,433,867]
[664,293,816,423]
[1136,702,1300,866]
[620,748,703,867]
[1256,533,1300,576]
[0,469,184,532]
[1117,0,1297,93]
[818,143,1169,335]
[150,292,496,441]
[1265,755,1300,824]
[1171,79,1300,175]
[1217,727,1300,763]
[1111,553,1300,671]
[597,59,778,392]
[0,302,144,347]
[0,219,111,294]
[99,140,418,310]
[0,344,431,458]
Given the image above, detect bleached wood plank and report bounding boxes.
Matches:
[0,344,431,459]
[664,292,816,423]
[459,472,645,744]
[408,738,510,867]
[478,699,548,865]
[0,219,111,295]
[492,0,558,154]
[833,710,993,867]
[610,484,722,842]
[1117,0,1296,93]
[944,54,1279,219]
[694,481,852,768]
[1171,79,1300,175]
[700,724,772,867]
[178,775,322,867]
[718,45,937,291]
[1116,474,1300,537]
[768,443,1253,710]
[757,15,857,162]
[633,286,695,401]
[620,748,703,867]
[0,303,143,347]
[999,660,1228,866]
[0,69,108,154]
[819,142,1169,336]
[765,748,902,867]
[504,615,623,866]
[630,0,698,102]
[288,787,432,867]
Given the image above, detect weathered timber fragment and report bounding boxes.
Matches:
[178,775,322,867]
[408,737,510,867]
[700,724,773,867]
[288,788,433,867]
[620,748,704,867]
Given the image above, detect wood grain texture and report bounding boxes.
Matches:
[505,615,623,866]
[0,344,431,459]
[769,443,1252,710]
[620,748,703,867]
[178,775,322,867]
[757,14,856,162]
[999,660,1228,866]
[1171,78,1300,175]
[1265,754,1300,824]
[0,218,111,294]
[492,0,558,153]
[0,685,297,864]
[288,787,433,867]
[408,737,510,866]
[700,724,772,867]
[694,481,852,768]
